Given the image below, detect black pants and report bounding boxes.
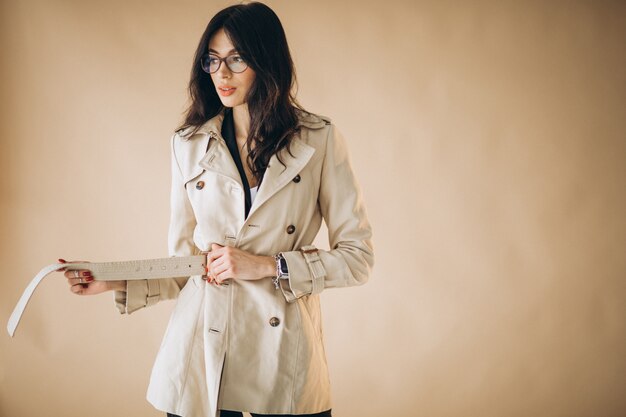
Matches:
[167,410,332,417]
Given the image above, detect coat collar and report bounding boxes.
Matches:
[175,112,225,140]
[175,109,329,140]
[176,110,327,218]
[296,110,330,130]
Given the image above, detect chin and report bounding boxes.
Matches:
[219,97,244,108]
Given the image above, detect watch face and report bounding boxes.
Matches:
[279,257,289,275]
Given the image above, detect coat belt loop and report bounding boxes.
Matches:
[224,235,237,247]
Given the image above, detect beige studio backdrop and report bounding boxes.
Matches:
[0,1,624,416]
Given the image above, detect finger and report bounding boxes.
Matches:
[214,269,232,284]
[65,270,93,288]
[69,276,95,286]
[206,248,224,264]
[211,261,229,277]
[64,269,93,279]
[208,256,224,270]
[207,259,219,277]
[63,269,92,277]
[69,283,90,295]
[59,259,89,271]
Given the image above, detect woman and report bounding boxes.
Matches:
[64,3,373,417]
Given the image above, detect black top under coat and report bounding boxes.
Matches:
[221,108,253,218]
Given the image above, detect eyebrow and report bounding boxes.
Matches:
[208,48,238,55]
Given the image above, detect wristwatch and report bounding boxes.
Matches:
[273,253,289,289]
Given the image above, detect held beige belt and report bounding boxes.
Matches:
[7,255,207,337]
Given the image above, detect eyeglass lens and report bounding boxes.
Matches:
[201,55,247,74]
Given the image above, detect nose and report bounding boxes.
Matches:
[215,59,232,79]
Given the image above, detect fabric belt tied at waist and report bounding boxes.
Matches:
[7,255,207,337]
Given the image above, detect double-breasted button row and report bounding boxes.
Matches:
[269,317,280,327]
[286,225,296,234]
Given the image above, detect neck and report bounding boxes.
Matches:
[232,104,251,144]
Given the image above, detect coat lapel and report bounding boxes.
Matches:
[178,113,241,185]
[198,135,242,186]
[248,137,315,217]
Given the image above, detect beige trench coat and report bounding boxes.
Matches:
[114,111,374,417]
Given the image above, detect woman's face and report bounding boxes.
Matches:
[208,28,256,109]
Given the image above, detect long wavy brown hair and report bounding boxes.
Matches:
[179,2,305,183]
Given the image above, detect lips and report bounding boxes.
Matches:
[218,85,236,97]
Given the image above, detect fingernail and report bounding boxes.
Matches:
[81,271,91,277]
[85,277,94,282]
[58,259,66,263]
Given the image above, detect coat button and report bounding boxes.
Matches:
[269,317,280,327]
[286,225,296,234]
[195,181,205,190]
[293,174,301,183]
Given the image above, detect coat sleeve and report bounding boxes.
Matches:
[278,124,374,302]
[114,133,197,314]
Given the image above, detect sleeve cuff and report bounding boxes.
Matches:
[279,246,327,302]
[114,279,160,315]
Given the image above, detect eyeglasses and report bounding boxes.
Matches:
[200,54,248,74]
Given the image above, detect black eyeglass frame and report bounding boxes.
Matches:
[200,54,249,74]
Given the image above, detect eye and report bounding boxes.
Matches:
[231,55,245,64]
[208,55,220,65]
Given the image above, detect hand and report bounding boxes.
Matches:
[59,259,127,295]
[205,244,275,284]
